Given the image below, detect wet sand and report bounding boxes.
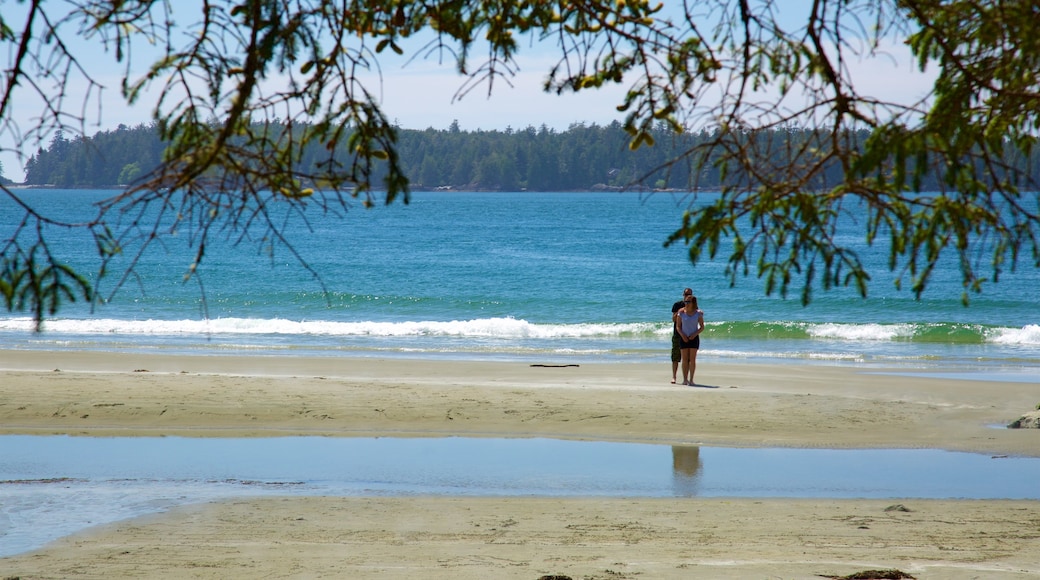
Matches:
[2,350,1039,579]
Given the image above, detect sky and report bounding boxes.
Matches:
[0,2,936,183]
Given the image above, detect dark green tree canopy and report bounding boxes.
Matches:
[39,121,1017,194]
[2,1,1039,327]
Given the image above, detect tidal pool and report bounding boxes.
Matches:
[3,435,1039,557]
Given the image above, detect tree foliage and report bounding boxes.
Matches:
[2,0,1039,328]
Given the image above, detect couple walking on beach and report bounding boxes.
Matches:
[671,287,704,386]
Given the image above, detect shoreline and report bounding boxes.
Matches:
[3,349,1039,578]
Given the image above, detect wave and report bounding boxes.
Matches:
[0,316,661,339]
[1,317,1038,346]
[713,321,1040,346]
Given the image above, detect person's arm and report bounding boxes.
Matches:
[694,311,705,337]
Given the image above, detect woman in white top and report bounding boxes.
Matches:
[675,295,705,386]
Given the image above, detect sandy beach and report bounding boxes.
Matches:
[2,349,1039,579]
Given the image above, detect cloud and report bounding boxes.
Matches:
[369,56,629,132]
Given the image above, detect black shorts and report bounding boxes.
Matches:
[680,335,700,350]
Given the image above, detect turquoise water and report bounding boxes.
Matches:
[1,189,1038,371]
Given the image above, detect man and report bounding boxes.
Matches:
[671,287,693,383]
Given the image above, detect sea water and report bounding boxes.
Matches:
[1,189,1038,372]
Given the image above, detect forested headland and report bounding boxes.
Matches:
[14,121,1040,192]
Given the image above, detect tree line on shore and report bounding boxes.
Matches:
[15,120,1040,192]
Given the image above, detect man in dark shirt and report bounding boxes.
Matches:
[671,287,693,383]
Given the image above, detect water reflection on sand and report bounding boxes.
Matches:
[672,445,703,496]
[4,436,1040,558]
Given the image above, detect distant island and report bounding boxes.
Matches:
[13,121,1038,192]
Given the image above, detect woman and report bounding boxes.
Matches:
[676,295,705,386]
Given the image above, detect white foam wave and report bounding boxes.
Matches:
[3,317,1038,347]
[806,322,916,341]
[988,324,1040,346]
[0,316,659,340]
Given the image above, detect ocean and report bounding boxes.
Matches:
[2,189,1039,375]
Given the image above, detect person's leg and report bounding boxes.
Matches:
[680,348,691,384]
[671,335,681,382]
[689,348,698,385]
